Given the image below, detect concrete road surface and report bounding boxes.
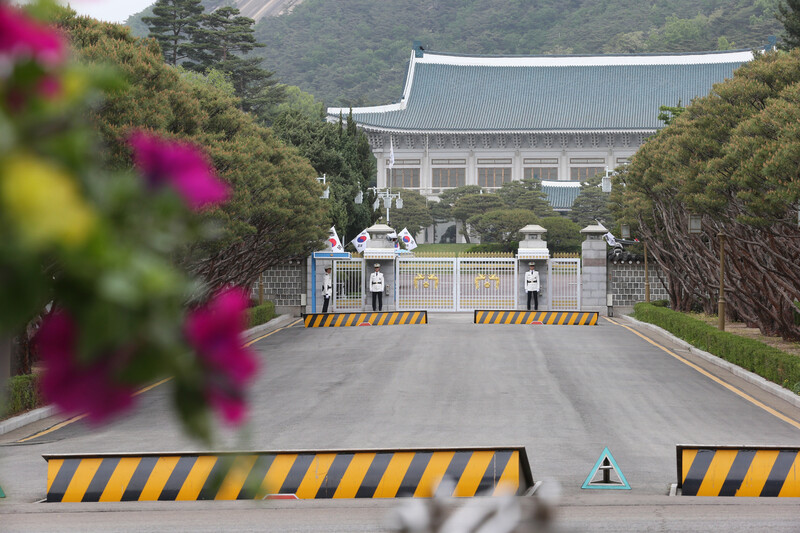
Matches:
[2,312,800,531]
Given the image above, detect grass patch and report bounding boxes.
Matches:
[414,243,485,255]
[247,301,277,329]
[633,302,800,394]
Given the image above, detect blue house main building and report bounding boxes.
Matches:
[328,45,752,237]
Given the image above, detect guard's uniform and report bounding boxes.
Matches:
[525,267,540,311]
[322,271,332,313]
[370,266,385,311]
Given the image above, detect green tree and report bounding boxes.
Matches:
[658,101,685,126]
[496,178,555,217]
[390,190,433,239]
[540,216,582,254]
[570,177,614,229]
[61,11,328,290]
[611,50,800,339]
[271,110,374,242]
[185,6,284,121]
[467,208,538,250]
[777,0,800,48]
[452,194,503,243]
[142,0,203,66]
[433,186,483,242]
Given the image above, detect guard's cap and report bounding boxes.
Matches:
[529,262,535,266]
[374,263,380,267]
[324,266,331,271]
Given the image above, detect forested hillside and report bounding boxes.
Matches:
[251,0,783,106]
[128,0,784,107]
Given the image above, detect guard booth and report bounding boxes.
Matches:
[311,250,351,313]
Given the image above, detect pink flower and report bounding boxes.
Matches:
[129,130,230,210]
[185,288,259,425]
[36,312,136,424]
[0,4,65,66]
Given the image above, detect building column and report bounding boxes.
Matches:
[580,223,608,314]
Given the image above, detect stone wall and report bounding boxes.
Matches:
[608,260,669,308]
[251,260,305,315]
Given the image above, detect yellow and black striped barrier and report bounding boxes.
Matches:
[474,310,598,325]
[303,311,427,327]
[678,445,800,496]
[44,446,533,502]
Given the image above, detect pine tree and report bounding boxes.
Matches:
[777,0,800,49]
[185,7,283,121]
[186,7,262,68]
[142,0,204,66]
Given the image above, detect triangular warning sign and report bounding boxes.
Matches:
[582,447,631,490]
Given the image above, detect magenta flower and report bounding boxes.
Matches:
[129,131,230,210]
[185,288,259,425]
[0,4,65,66]
[36,312,136,424]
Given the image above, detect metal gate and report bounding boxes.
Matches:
[333,258,364,311]
[548,257,580,311]
[397,256,516,312]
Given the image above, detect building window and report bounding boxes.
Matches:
[616,157,631,165]
[524,167,558,181]
[478,167,512,188]
[569,167,605,180]
[388,168,420,188]
[432,167,465,189]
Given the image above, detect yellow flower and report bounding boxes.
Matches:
[1,154,95,248]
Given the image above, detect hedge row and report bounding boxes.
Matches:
[2,374,42,419]
[633,303,800,393]
[247,301,277,329]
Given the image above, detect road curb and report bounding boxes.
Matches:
[0,314,295,436]
[0,405,56,436]
[620,314,800,410]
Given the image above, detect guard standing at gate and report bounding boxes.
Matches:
[525,262,540,311]
[370,263,384,311]
[321,266,332,313]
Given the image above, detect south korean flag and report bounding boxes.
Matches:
[328,226,345,253]
[351,228,370,253]
[398,227,418,251]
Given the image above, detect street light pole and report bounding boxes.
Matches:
[718,233,726,331]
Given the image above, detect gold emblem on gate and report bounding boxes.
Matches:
[474,274,501,289]
[414,273,439,289]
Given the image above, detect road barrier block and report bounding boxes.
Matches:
[677,445,800,496]
[303,311,427,328]
[43,446,533,502]
[474,310,598,326]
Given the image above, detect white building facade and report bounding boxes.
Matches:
[328,46,753,239]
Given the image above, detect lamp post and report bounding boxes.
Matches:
[368,187,403,224]
[688,214,725,331]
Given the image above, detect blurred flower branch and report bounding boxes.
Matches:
[0,1,258,441]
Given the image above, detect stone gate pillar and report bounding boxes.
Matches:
[580,223,608,314]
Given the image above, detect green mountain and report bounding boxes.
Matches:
[128,0,784,108]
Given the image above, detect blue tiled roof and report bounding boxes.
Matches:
[329,50,752,133]
[541,182,582,210]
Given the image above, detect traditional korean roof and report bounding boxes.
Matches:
[328,49,752,134]
[541,181,582,210]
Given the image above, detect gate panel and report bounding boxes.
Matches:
[333,259,364,311]
[548,258,580,311]
[397,258,456,311]
[458,258,516,311]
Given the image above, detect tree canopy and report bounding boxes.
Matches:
[611,49,800,340]
[60,13,328,290]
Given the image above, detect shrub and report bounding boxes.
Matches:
[633,303,800,391]
[247,302,277,329]
[3,374,42,418]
